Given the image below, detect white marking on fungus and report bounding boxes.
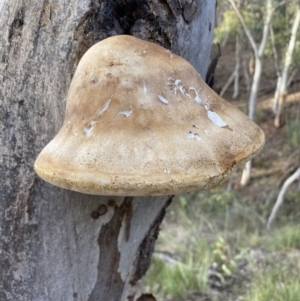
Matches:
[165,78,228,128]
[168,78,191,97]
[172,79,180,96]
[187,132,201,141]
[157,95,168,104]
[90,76,99,83]
[143,83,147,94]
[165,50,173,58]
[179,85,191,98]
[203,130,209,136]
[83,121,97,136]
[207,110,227,127]
[83,126,92,136]
[143,50,147,54]
[163,168,171,174]
[117,110,133,118]
[189,87,203,105]
[95,98,112,117]
[174,79,181,86]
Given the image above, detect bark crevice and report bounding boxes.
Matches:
[130,195,173,285]
[72,0,178,63]
[87,197,131,301]
[8,9,24,44]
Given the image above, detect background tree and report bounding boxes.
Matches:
[228,0,274,186]
[272,1,300,127]
[0,0,216,300]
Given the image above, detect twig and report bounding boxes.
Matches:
[267,167,300,229]
[227,0,258,56]
[220,71,236,97]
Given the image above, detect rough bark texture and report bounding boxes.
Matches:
[0,0,215,300]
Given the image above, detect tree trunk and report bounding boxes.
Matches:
[232,34,240,99]
[240,57,262,187]
[0,1,216,300]
[248,56,263,121]
[274,4,300,128]
[228,0,273,186]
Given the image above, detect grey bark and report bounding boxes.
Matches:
[0,1,216,301]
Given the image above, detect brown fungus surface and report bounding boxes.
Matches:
[34,35,265,196]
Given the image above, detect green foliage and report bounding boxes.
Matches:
[266,225,300,251]
[265,1,300,69]
[290,40,300,70]
[211,236,238,277]
[214,1,300,71]
[145,243,212,299]
[244,262,300,301]
[285,118,300,149]
[214,0,273,44]
[145,235,243,300]
[214,10,241,43]
[198,190,236,208]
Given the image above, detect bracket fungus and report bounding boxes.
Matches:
[34,35,264,299]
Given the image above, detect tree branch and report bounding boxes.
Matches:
[273,0,292,12]
[267,167,300,229]
[258,0,273,57]
[270,25,280,76]
[228,0,258,55]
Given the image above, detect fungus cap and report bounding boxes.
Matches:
[34,35,264,196]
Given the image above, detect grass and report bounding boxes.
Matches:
[265,225,300,251]
[143,182,300,301]
[244,261,300,301]
[145,247,212,299]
